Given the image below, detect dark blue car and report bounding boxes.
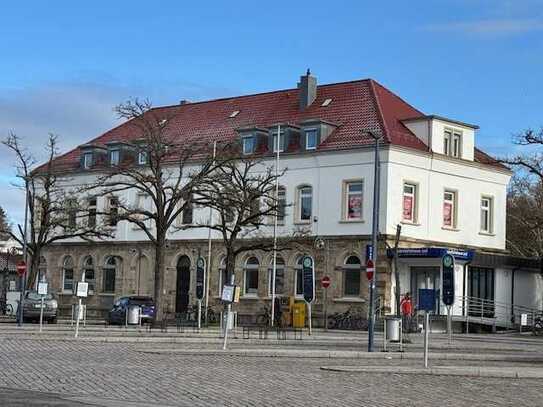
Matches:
[107,296,155,325]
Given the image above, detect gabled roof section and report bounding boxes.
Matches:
[45,77,501,171]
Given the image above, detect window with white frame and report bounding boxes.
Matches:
[444,129,462,158]
[277,186,286,224]
[62,256,74,293]
[344,181,363,220]
[268,256,285,296]
[82,256,95,294]
[83,152,93,169]
[297,186,312,222]
[443,190,457,228]
[138,150,148,165]
[87,197,97,228]
[480,197,493,233]
[65,199,78,230]
[272,132,284,153]
[343,255,361,297]
[242,136,255,155]
[244,256,259,295]
[103,256,117,293]
[305,129,317,150]
[402,183,417,223]
[294,257,304,297]
[110,149,120,166]
[107,196,119,227]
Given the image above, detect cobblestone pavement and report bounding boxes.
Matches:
[1,337,543,406]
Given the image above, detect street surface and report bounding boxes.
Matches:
[0,326,542,406]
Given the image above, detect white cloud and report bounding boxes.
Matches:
[421,19,543,35]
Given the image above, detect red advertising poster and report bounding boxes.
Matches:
[348,196,362,219]
[403,195,413,221]
[443,202,452,226]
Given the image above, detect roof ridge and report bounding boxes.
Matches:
[367,79,391,143]
[371,80,425,117]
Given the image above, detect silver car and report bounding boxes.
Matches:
[21,291,58,323]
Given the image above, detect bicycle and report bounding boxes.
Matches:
[533,315,543,336]
[0,300,13,316]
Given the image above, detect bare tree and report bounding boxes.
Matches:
[2,133,112,288]
[86,99,225,323]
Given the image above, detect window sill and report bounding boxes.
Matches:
[339,219,365,224]
[478,231,496,237]
[98,292,116,296]
[441,227,460,232]
[334,297,366,303]
[241,295,259,300]
[59,291,73,296]
[401,221,421,226]
[293,220,311,226]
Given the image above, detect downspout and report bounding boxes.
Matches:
[462,259,472,317]
[511,268,517,323]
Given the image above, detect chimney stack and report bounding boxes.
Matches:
[179,99,190,105]
[298,69,317,110]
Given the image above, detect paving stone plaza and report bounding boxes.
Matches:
[0,325,542,406]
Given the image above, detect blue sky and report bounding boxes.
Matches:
[1,0,542,225]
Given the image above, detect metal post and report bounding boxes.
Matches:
[383,317,387,352]
[204,141,216,327]
[447,305,452,345]
[18,178,30,327]
[308,302,312,336]
[424,310,429,368]
[75,270,86,339]
[197,299,202,331]
[137,248,142,296]
[39,296,44,333]
[222,274,234,350]
[367,131,381,352]
[271,125,280,327]
[323,287,328,331]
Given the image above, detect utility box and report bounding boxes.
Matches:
[292,302,306,328]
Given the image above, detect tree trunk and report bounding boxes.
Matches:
[27,250,40,290]
[153,238,165,324]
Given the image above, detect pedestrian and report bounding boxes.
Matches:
[400,292,413,333]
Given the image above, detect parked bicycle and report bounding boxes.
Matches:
[0,300,13,316]
[533,315,543,336]
[327,306,367,330]
[256,305,281,327]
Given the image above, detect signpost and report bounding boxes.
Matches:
[441,254,455,344]
[366,259,374,281]
[321,276,330,331]
[37,281,48,333]
[302,256,315,335]
[16,261,26,327]
[418,288,435,368]
[74,279,89,339]
[196,257,205,331]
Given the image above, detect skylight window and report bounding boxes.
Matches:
[229,110,240,118]
[321,98,332,107]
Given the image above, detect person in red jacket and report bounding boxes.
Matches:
[400,292,413,333]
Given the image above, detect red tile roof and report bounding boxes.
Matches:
[49,78,504,171]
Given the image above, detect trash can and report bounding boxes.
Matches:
[385,317,401,342]
[292,302,306,328]
[127,305,141,325]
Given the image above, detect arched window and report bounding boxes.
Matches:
[294,256,306,297]
[103,256,117,293]
[38,256,47,283]
[268,256,285,296]
[343,255,361,297]
[244,256,259,295]
[218,257,228,295]
[297,186,312,222]
[62,256,74,293]
[83,256,95,294]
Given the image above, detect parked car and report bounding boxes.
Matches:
[21,291,58,323]
[107,296,155,325]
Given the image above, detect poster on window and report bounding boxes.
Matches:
[403,195,413,221]
[443,202,453,226]
[348,196,362,219]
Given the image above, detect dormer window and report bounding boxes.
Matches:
[272,132,284,153]
[138,150,148,165]
[444,129,461,158]
[110,149,120,166]
[305,129,318,150]
[83,152,93,169]
[242,136,255,155]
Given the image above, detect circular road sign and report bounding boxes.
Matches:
[16,261,26,276]
[321,276,331,289]
[366,259,374,281]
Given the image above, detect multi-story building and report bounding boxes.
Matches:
[42,72,542,328]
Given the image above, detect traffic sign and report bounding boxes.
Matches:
[196,257,205,300]
[441,254,455,306]
[366,259,374,281]
[418,289,436,312]
[16,261,26,276]
[302,256,315,303]
[321,276,331,289]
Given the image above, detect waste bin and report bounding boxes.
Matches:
[127,305,141,325]
[385,317,401,342]
[292,302,306,328]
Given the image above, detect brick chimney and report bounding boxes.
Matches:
[298,69,317,110]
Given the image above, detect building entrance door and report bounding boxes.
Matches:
[410,267,441,315]
[176,256,191,314]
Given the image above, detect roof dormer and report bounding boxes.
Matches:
[299,119,338,151]
[236,126,269,155]
[267,124,300,153]
[402,115,478,161]
[105,141,136,167]
[78,144,107,170]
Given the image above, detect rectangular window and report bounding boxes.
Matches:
[453,134,461,158]
[63,269,74,292]
[298,187,312,221]
[295,268,303,297]
[344,270,361,297]
[85,269,95,293]
[444,130,461,158]
[103,268,116,293]
[138,150,147,165]
[182,194,193,225]
[244,269,259,295]
[66,199,77,230]
[305,129,317,150]
[242,136,255,155]
[108,197,119,227]
[402,183,417,223]
[268,267,285,296]
[480,197,493,233]
[345,181,363,220]
[277,187,286,223]
[272,132,284,153]
[83,153,93,169]
[88,198,97,228]
[443,190,456,228]
[110,149,120,166]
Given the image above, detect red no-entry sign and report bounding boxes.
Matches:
[366,259,374,281]
[321,276,331,289]
[16,261,26,276]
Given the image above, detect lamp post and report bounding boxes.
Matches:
[366,130,381,353]
[17,176,30,327]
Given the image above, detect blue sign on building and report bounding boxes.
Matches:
[386,247,474,261]
[418,289,436,312]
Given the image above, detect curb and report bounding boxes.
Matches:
[319,365,543,379]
